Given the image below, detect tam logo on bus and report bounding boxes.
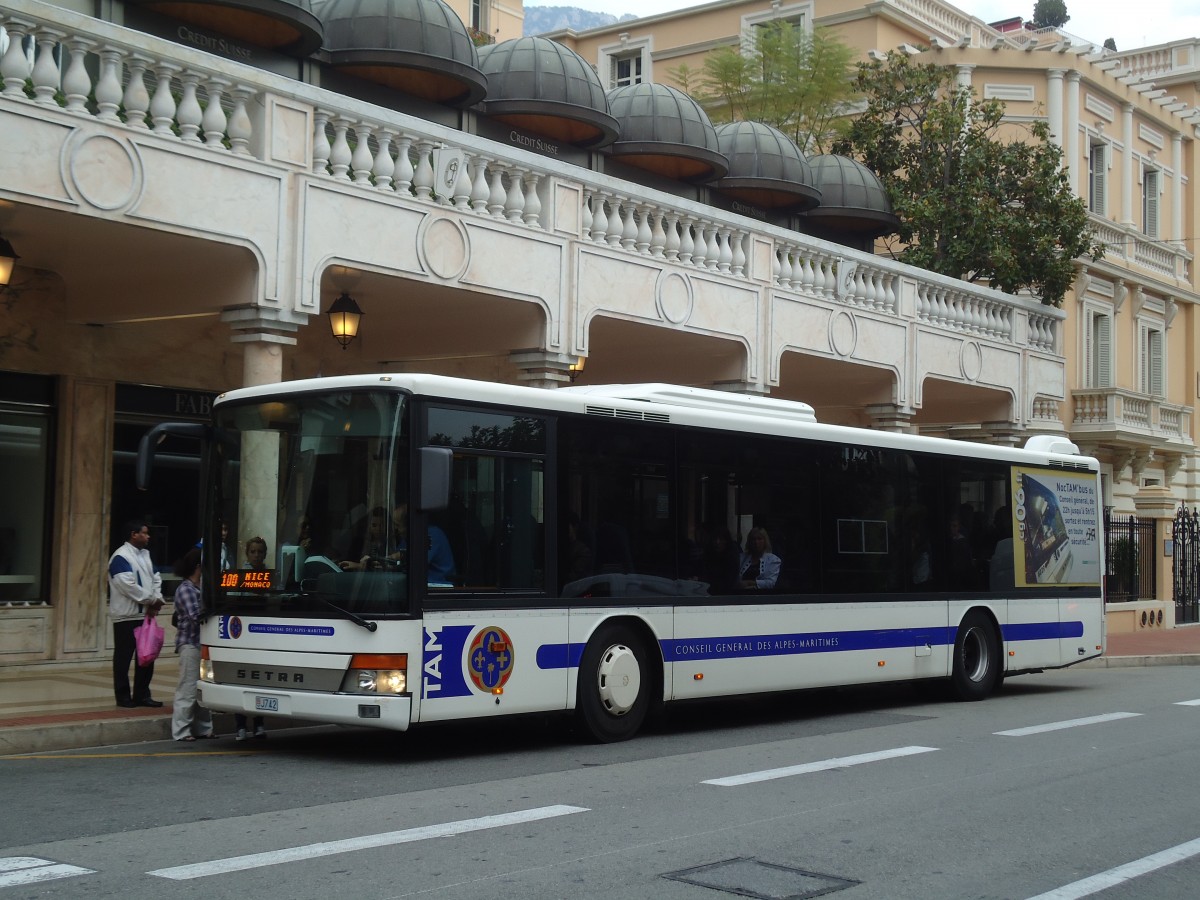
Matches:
[422,624,514,699]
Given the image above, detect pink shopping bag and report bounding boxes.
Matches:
[134,613,164,667]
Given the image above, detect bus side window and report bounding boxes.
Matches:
[426,407,548,593]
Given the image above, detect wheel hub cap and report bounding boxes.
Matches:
[596,643,641,715]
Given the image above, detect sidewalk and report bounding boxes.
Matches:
[2,626,1199,756]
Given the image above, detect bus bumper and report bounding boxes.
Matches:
[198,681,413,731]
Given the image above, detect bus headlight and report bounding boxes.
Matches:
[199,646,213,682]
[341,654,408,695]
[355,669,407,693]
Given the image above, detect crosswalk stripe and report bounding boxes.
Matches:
[147,804,589,880]
[994,712,1141,737]
[1025,835,1200,899]
[0,857,94,888]
[702,745,938,787]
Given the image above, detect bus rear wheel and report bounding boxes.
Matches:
[576,624,650,743]
[950,610,1001,701]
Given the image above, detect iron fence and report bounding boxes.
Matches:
[1174,505,1200,625]
[1103,508,1156,604]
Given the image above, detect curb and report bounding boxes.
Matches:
[0,712,319,757]
[1080,654,1200,669]
[0,716,174,756]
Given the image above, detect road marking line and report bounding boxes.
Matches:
[147,805,589,880]
[1025,835,1200,899]
[702,746,938,787]
[1175,699,1200,706]
[0,857,94,887]
[994,712,1141,737]
[3,751,252,760]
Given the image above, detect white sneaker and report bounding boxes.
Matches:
[235,728,247,741]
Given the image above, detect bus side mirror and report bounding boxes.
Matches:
[419,447,453,511]
[136,422,208,490]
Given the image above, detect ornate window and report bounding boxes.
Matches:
[1088,143,1107,215]
[598,34,651,90]
[1139,323,1164,396]
[1142,167,1160,237]
[1084,306,1113,389]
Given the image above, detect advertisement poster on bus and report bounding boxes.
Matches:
[1011,467,1101,588]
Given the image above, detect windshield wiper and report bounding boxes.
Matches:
[314,596,378,632]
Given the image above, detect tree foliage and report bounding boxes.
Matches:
[833,51,1103,306]
[668,22,858,154]
[1031,0,1070,29]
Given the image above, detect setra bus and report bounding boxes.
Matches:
[138,374,1104,742]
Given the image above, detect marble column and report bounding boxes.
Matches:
[1171,131,1184,248]
[508,349,577,389]
[1046,68,1065,150]
[1121,103,1135,227]
[219,307,300,559]
[1065,71,1081,193]
[864,402,915,433]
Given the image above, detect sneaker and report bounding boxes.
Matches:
[235,728,247,741]
[254,725,267,739]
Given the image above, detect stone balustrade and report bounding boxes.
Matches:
[0,0,1066,421]
[1072,388,1194,444]
[1091,215,1192,283]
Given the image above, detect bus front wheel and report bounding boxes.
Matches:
[576,624,650,743]
[950,610,1001,701]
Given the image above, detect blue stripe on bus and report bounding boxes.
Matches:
[536,643,586,670]
[534,621,1085,669]
[1000,620,1084,641]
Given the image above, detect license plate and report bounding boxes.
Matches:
[254,695,280,712]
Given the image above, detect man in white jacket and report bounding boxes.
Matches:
[109,519,164,708]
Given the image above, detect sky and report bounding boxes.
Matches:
[524,0,1200,50]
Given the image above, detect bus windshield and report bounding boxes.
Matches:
[209,389,409,618]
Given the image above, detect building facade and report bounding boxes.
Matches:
[0,0,1190,666]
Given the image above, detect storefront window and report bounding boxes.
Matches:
[0,373,54,606]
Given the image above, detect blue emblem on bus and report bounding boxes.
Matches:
[217,615,242,640]
[468,626,515,692]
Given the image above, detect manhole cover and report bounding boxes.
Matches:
[663,857,860,900]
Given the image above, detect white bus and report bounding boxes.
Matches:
[140,374,1104,742]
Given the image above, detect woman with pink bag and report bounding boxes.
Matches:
[171,548,215,741]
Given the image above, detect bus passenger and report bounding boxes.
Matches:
[340,507,388,570]
[244,536,268,570]
[739,527,781,590]
[341,505,455,583]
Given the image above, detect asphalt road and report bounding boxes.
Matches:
[3,665,1200,900]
